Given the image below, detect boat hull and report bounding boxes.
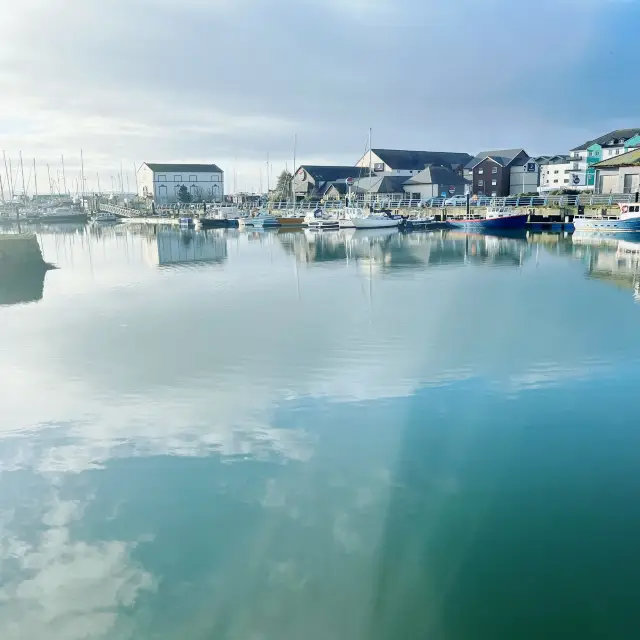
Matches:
[573,217,640,233]
[277,217,305,226]
[352,218,399,229]
[306,221,340,230]
[198,218,228,228]
[447,213,528,230]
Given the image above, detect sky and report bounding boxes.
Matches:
[0,0,638,195]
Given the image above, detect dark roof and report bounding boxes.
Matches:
[570,129,640,152]
[321,182,348,195]
[144,163,223,173]
[535,154,571,165]
[404,165,471,186]
[299,165,369,182]
[465,149,527,170]
[593,148,640,168]
[355,175,407,193]
[371,149,473,171]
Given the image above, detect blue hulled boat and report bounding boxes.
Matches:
[573,203,640,233]
[447,206,528,230]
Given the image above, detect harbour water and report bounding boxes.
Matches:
[1,224,640,639]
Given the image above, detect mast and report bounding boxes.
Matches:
[133,162,139,194]
[368,127,372,207]
[292,133,297,206]
[61,155,67,195]
[80,149,85,202]
[33,158,38,200]
[19,151,26,203]
[47,164,52,194]
[3,150,12,201]
[96,172,101,193]
[0,173,4,203]
[266,152,270,194]
[119,160,124,196]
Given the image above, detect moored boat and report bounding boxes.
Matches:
[277,212,305,226]
[304,208,340,230]
[239,211,280,228]
[573,202,640,233]
[351,211,401,229]
[92,212,118,223]
[447,206,528,230]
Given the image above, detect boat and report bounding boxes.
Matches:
[277,211,305,226]
[239,211,280,228]
[573,202,640,233]
[92,212,118,222]
[179,216,194,228]
[304,208,340,230]
[447,205,528,230]
[403,214,437,229]
[352,211,401,229]
[197,215,228,229]
[338,206,368,228]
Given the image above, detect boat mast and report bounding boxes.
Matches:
[61,155,68,195]
[2,150,12,201]
[19,151,26,204]
[33,158,38,200]
[47,164,52,194]
[368,127,372,208]
[0,173,4,203]
[80,149,86,204]
[292,133,297,208]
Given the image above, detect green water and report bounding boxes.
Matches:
[1,225,640,639]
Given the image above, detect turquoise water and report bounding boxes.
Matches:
[1,225,640,639]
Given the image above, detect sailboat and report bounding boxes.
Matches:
[277,135,305,226]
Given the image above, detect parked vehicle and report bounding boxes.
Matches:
[444,195,468,206]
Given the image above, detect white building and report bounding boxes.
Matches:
[138,163,224,203]
[538,155,572,191]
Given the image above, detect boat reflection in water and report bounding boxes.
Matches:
[146,229,228,268]
[571,231,640,301]
[277,228,532,274]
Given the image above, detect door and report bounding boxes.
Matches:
[623,174,639,194]
[158,184,167,202]
[599,174,617,194]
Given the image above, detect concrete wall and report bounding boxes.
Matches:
[597,167,640,194]
[510,164,540,195]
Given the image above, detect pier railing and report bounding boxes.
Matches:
[100,193,636,218]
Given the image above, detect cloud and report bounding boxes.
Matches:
[1,0,633,192]
[0,495,156,640]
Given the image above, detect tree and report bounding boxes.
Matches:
[271,170,292,201]
[177,184,192,203]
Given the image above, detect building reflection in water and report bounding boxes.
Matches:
[146,229,228,267]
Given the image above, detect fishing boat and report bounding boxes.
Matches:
[447,205,528,230]
[239,211,280,228]
[573,202,640,233]
[352,211,401,229]
[304,208,340,230]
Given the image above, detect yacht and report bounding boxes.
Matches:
[351,211,401,229]
[239,211,280,228]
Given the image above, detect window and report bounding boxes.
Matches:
[174,174,182,181]
[554,170,559,174]
[492,167,498,174]
[491,191,497,197]
[564,178,569,183]
[492,180,497,186]
[478,169,484,175]
[478,179,484,186]
[573,163,579,170]
[615,149,620,155]
[553,179,558,183]
[158,174,166,181]
[189,174,197,181]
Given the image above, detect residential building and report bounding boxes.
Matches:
[569,128,640,189]
[537,155,572,191]
[292,165,369,199]
[593,149,640,194]
[355,149,472,177]
[403,165,470,199]
[138,163,224,203]
[464,149,530,197]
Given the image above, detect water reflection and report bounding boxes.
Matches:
[0,234,52,306]
[2,225,640,638]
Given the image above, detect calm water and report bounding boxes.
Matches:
[1,224,640,639]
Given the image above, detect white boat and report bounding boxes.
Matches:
[573,202,640,233]
[93,212,118,222]
[352,213,400,229]
[338,206,368,229]
[179,216,194,228]
[239,211,280,227]
[304,209,340,230]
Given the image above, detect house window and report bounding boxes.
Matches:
[616,149,620,155]
[189,174,197,181]
[491,191,497,197]
[492,167,498,174]
[157,174,166,181]
[478,169,484,175]
[553,179,558,183]
[573,163,579,170]
[174,174,182,181]
[554,170,559,174]
[478,179,484,186]
[492,180,497,186]
[564,178,569,183]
